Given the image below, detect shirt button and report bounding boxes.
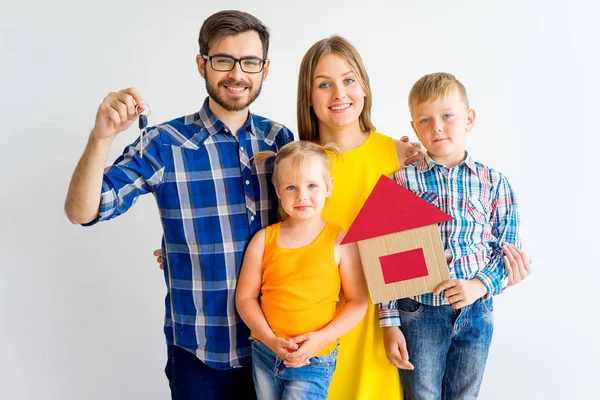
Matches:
[240,146,244,151]
[250,216,255,221]
[224,128,229,133]
[245,180,250,185]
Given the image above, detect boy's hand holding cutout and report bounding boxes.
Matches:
[383,327,414,370]
[432,245,533,310]
[434,278,487,310]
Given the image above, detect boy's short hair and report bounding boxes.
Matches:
[409,72,470,114]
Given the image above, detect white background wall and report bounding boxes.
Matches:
[1,0,598,399]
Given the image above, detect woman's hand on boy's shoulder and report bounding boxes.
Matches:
[395,135,424,167]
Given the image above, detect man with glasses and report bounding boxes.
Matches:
[64,10,293,400]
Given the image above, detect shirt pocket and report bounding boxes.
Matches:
[465,197,490,224]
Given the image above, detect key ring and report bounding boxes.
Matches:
[135,103,151,117]
[136,104,151,158]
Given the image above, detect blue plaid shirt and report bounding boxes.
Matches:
[380,153,521,327]
[87,97,294,368]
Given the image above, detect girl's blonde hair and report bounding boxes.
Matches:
[297,35,375,143]
[254,141,343,186]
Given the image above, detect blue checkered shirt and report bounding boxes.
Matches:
[86,97,294,368]
[379,153,521,327]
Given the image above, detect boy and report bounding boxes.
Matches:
[379,72,522,399]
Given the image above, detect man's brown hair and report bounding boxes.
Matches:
[198,10,270,59]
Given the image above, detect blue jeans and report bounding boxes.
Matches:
[249,337,338,400]
[398,297,494,400]
[164,344,256,400]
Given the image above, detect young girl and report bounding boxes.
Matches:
[235,141,368,400]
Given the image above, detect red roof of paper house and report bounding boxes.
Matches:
[341,175,453,245]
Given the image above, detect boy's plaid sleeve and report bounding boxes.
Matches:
[475,173,521,296]
[379,301,401,327]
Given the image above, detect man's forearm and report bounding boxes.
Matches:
[64,132,114,224]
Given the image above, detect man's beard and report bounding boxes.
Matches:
[205,76,263,112]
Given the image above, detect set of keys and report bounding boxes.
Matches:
[136,104,151,158]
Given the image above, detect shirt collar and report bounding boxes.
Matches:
[196,97,256,137]
[419,151,477,174]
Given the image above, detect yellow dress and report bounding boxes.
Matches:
[324,131,403,400]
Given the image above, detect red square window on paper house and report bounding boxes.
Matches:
[379,248,429,284]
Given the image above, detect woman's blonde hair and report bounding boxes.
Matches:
[297,35,375,143]
[254,141,342,186]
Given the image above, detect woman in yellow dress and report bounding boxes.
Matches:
[296,35,420,400]
[295,35,532,400]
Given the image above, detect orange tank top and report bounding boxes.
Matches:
[255,222,342,356]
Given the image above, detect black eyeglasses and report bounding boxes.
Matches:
[202,55,266,74]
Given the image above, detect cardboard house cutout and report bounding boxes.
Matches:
[341,175,454,304]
